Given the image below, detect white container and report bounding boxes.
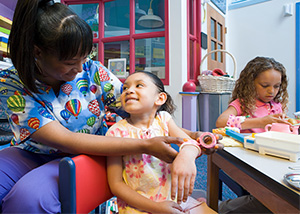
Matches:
[255,131,300,162]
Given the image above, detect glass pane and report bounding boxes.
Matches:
[104,41,130,78]
[189,0,194,35]
[189,40,194,79]
[136,0,165,33]
[217,23,222,41]
[211,18,215,38]
[211,41,216,60]
[135,37,165,79]
[217,44,222,62]
[105,0,130,37]
[89,43,98,61]
[69,4,99,39]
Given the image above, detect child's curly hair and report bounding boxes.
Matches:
[230,56,289,115]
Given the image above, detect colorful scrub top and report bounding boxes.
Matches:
[229,99,282,133]
[0,59,123,154]
[106,111,172,214]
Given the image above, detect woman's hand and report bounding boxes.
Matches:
[181,128,224,155]
[197,132,224,155]
[144,136,182,163]
[151,200,184,214]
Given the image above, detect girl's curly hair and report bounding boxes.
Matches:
[230,56,289,115]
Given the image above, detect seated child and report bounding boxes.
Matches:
[216,56,290,133]
[106,71,217,214]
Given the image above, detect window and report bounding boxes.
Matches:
[62,0,169,85]
[187,0,201,82]
[207,3,225,71]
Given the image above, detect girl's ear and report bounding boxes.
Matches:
[155,92,167,106]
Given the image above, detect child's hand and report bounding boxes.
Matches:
[261,113,291,127]
[151,201,184,214]
[170,148,197,204]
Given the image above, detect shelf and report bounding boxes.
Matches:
[0,15,12,30]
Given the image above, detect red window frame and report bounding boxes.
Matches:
[187,0,201,84]
[62,0,169,85]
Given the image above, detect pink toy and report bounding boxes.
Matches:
[265,123,298,135]
[197,132,217,149]
[182,81,196,92]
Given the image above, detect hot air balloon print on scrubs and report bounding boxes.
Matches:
[88,99,100,118]
[0,86,8,95]
[60,109,71,123]
[65,99,82,119]
[90,85,97,94]
[11,114,19,125]
[7,95,26,113]
[38,106,55,120]
[103,82,113,92]
[87,116,96,127]
[20,128,30,141]
[61,83,72,96]
[76,78,88,96]
[28,117,40,130]
[93,67,110,85]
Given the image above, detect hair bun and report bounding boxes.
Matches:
[38,0,55,8]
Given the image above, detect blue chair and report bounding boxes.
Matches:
[59,154,114,213]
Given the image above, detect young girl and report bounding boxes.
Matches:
[216,56,289,133]
[106,71,216,214]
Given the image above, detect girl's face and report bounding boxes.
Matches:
[121,72,164,115]
[254,69,282,103]
[36,51,88,84]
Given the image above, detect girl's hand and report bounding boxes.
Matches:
[151,200,184,214]
[170,148,197,204]
[261,113,290,127]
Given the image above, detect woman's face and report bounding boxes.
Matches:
[36,52,88,84]
[254,69,282,103]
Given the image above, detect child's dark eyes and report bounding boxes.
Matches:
[136,83,144,87]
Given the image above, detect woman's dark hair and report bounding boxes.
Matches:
[230,56,289,115]
[8,0,93,92]
[135,71,176,115]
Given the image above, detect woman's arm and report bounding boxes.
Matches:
[30,120,181,163]
[107,156,183,214]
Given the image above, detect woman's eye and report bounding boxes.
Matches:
[137,84,143,87]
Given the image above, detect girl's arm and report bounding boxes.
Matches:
[216,106,238,128]
[216,106,289,129]
[168,119,199,204]
[107,156,184,214]
[30,120,180,163]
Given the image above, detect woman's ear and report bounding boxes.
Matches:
[155,92,167,106]
[33,45,42,60]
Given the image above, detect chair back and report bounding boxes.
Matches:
[59,155,113,213]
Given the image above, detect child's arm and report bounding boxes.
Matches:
[216,106,237,128]
[216,106,289,129]
[168,118,200,204]
[106,156,184,214]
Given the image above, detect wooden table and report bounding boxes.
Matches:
[207,147,300,213]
